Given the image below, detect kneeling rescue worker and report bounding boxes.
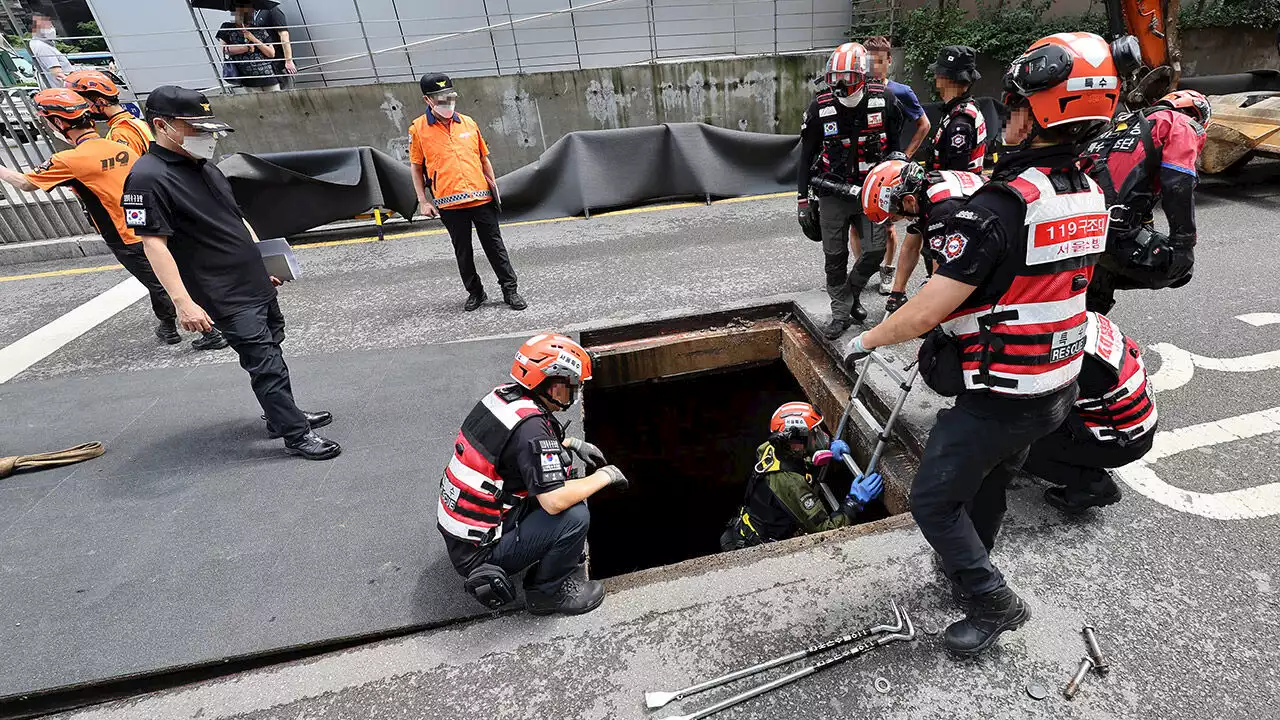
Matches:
[437,334,628,616]
[841,33,1118,655]
[860,159,986,314]
[1080,89,1209,313]
[720,402,882,550]
[1023,312,1157,513]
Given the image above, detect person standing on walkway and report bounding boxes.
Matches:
[410,73,526,312]
[122,86,339,460]
[0,88,224,351]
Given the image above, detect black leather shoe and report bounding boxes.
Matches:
[284,431,342,460]
[263,410,333,439]
[503,290,528,311]
[1044,484,1122,514]
[464,290,488,311]
[850,298,869,323]
[526,577,605,616]
[155,321,181,345]
[944,585,1030,656]
[191,330,228,351]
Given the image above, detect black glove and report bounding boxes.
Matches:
[798,196,820,241]
[886,151,908,163]
[564,437,607,472]
[885,291,907,314]
[599,465,629,490]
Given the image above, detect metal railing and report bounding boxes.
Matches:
[0,88,95,245]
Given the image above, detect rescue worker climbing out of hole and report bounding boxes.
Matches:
[861,159,986,316]
[798,42,906,340]
[1080,88,1209,314]
[1023,312,1157,513]
[720,402,883,550]
[842,33,1120,656]
[437,334,629,616]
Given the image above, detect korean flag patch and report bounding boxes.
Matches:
[823,121,839,136]
[125,208,147,227]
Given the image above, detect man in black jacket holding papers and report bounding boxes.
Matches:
[123,85,340,461]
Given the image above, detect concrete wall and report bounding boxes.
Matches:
[207,53,828,176]
[1180,27,1280,78]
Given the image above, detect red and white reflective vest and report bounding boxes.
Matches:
[932,98,988,172]
[1075,312,1158,444]
[940,166,1109,396]
[437,385,543,546]
[926,170,985,204]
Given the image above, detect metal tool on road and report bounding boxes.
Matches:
[1063,657,1095,700]
[644,601,906,710]
[1082,625,1109,674]
[657,607,917,720]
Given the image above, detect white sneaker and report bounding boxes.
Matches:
[878,266,895,296]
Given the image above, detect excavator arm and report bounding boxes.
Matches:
[1103,0,1181,107]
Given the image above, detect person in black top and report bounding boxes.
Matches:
[928,46,988,173]
[844,33,1120,656]
[216,1,281,92]
[798,42,905,340]
[123,86,339,461]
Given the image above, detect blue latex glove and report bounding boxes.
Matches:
[846,472,884,506]
[830,440,851,461]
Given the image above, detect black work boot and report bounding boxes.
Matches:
[284,431,342,461]
[191,330,228,351]
[464,290,488,312]
[503,289,527,311]
[847,279,870,323]
[944,585,1031,656]
[1045,478,1123,515]
[526,576,606,616]
[155,320,181,345]
[263,410,333,439]
[823,316,853,340]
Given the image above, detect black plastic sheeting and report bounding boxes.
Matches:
[218,147,419,239]
[1179,69,1280,96]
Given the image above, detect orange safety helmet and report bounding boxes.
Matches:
[64,69,122,100]
[1156,89,1212,127]
[826,42,870,96]
[31,88,93,122]
[510,333,593,392]
[770,402,824,437]
[861,159,925,225]
[1002,32,1119,130]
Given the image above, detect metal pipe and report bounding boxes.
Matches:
[1082,626,1109,673]
[186,1,229,95]
[1063,657,1094,699]
[351,0,382,83]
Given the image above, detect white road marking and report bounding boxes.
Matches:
[1116,407,1280,520]
[1237,313,1280,327]
[0,277,147,385]
[1148,344,1280,394]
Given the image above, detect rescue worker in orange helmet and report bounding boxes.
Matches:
[0,88,224,351]
[1023,312,1157,513]
[843,33,1119,655]
[438,334,628,616]
[1079,88,1209,313]
[720,403,882,550]
[861,159,986,315]
[63,69,154,158]
[798,42,907,339]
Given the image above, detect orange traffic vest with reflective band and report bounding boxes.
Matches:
[940,166,1108,396]
[438,385,542,546]
[932,98,988,172]
[1075,312,1158,444]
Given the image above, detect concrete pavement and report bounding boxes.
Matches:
[3,173,1279,719]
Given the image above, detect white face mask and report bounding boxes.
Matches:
[837,88,865,108]
[430,99,456,119]
[162,122,219,161]
[36,26,56,39]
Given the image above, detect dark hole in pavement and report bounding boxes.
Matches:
[583,357,890,579]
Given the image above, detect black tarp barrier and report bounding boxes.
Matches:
[218,147,419,239]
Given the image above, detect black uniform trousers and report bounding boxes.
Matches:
[912,386,1076,597]
[1023,423,1153,495]
[110,240,176,323]
[437,201,518,295]
[215,298,311,442]
[486,501,590,595]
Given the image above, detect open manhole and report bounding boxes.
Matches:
[580,306,909,579]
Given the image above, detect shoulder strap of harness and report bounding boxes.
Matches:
[1135,110,1162,188]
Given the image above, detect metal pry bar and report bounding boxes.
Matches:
[643,600,905,710]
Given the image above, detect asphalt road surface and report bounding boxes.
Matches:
[3,163,1279,719]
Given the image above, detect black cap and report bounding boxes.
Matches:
[929,46,981,84]
[420,73,456,97]
[144,85,234,132]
